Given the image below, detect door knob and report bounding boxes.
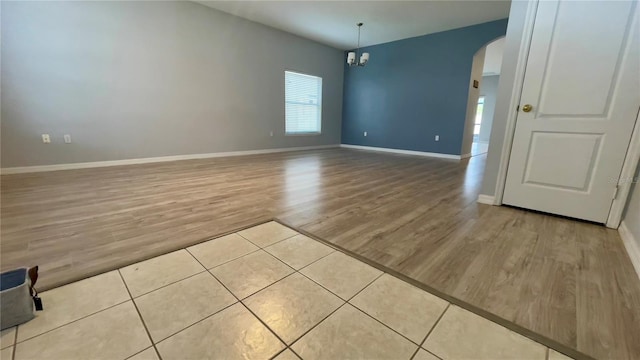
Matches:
[522,104,533,112]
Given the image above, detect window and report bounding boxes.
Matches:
[474,96,485,136]
[285,71,322,135]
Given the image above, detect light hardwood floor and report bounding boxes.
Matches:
[1,149,639,359]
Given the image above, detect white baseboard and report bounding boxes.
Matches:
[619,221,640,280]
[477,194,496,205]
[0,145,340,175]
[340,144,461,160]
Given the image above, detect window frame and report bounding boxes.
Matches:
[284,70,323,136]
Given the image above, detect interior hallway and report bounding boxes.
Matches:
[1,149,639,359]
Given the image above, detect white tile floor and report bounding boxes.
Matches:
[1,221,576,360]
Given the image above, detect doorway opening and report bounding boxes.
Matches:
[472,96,488,155]
[462,36,505,158]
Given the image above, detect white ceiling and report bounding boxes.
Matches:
[483,37,505,75]
[195,1,511,50]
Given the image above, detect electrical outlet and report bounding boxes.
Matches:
[435,135,440,141]
[270,131,274,137]
[364,131,368,137]
[64,134,72,143]
[42,134,51,144]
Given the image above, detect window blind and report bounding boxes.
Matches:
[285,71,322,134]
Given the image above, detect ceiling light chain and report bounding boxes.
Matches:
[347,22,369,67]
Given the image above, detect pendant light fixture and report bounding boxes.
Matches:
[347,22,369,67]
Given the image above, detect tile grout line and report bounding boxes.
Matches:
[422,302,450,343]
[14,265,207,347]
[202,229,318,301]
[295,260,378,302]
[288,302,349,359]
[296,249,341,273]
[192,231,362,357]
[16,262,215,347]
[423,349,443,360]
[267,247,336,276]
[185,246,297,301]
[149,300,239,346]
[287,271,387,357]
[235,224,335,273]
[9,223,332,355]
[124,346,156,360]
[185,246,291,354]
[32,219,276,293]
[347,295,430,349]
[124,235,268,300]
[268,347,290,360]
[188,234,263,269]
[221,228,429,355]
[201,244,355,358]
[220,230,342,301]
[12,297,132,345]
[410,303,450,360]
[203,247,263,268]
[297,268,431,350]
[262,244,337,272]
[236,229,299,250]
[124,250,244,347]
[245,226,339,277]
[123,239,286,300]
[207,272,290,352]
[117,270,163,360]
[238,271,299,301]
[11,326,18,360]
[130,268,208,299]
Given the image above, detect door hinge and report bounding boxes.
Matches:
[612,185,620,200]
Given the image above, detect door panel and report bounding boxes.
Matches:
[503,0,639,223]
[537,1,632,116]
[523,132,601,191]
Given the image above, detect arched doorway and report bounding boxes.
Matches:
[460,36,505,158]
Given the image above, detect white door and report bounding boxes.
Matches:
[503,0,640,223]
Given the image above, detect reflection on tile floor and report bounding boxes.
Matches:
[4,221,575,360]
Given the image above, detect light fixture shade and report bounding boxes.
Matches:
[347,52,356,65]
[360,52,370,65]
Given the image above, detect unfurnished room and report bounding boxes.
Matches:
[0,1,639,359]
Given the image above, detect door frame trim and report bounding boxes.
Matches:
[607,108,640,228]
[492,0,539,206]
[492,0,640,229]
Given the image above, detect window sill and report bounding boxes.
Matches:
[285,132,322,137]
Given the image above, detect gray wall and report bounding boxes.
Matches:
[1,1,344,167]
[480,1,529,196]
[478,75,500,143]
